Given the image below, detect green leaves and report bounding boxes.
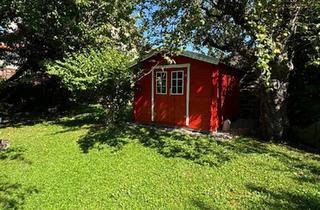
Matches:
[139,0,318,86]
[46,47,134,123]
[47,47,131,92]
[0,0,142,75]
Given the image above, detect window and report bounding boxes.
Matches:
[156,71,167,94]
[171,71,184,95]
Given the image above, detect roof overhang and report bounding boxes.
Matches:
[130,50,220,68]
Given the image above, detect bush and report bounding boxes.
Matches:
[46,47,135,124]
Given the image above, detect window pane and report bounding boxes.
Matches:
[170,71,184,94]
[156,72,166,94]
[173,72,177,80]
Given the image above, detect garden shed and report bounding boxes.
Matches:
[133,51,241,132]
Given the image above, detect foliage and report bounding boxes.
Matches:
[46,47,135,123]
[0,106,320,209]
[286,6,320,146]
[288,63,320,127]
[0,0,143,118]
[138,0,255,64]
[139,0,319,81]
[0,0,142,76]
[247,0,320,86]
[286,3,320,144]
[293,2,320,69]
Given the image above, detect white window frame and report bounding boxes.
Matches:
[170,70,184,95]
[155,71,167,95]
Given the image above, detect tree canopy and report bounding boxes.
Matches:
[0,0,142,77]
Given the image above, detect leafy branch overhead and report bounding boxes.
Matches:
[139,0,319,80]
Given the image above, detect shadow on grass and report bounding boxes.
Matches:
[291,161,320,185]
[0,112,51,129]
[77,125,131,153]
[76,124,320,190]
[47,106,320,209]
[45,105,320,179]
[0,147,32,164]
[246,183,320,209]
[191,182,320,210]
[0,177,39,209]
[77,124,306,168]
[47,105,107,136]
[191,199,215,210]
[78,124,239,166]
[0,104,104,129]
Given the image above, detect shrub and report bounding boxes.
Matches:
[46,47,135,124]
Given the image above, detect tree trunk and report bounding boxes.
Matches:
[259,79,289,141]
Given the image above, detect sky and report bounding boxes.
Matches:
[134,3,211,55]
[0,26,5,33]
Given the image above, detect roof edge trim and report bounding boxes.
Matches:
[129,50,220,68]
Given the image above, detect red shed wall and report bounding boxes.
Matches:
[133,69,152,123]
[133,54,240,131]
[188,60,217,131]
[216,64,241,127]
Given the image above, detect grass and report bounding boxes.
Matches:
[0,105,320,209]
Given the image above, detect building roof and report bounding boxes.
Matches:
[130,50,220,68]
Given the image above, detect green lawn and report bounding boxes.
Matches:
[0,106,320,209]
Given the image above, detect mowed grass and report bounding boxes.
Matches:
[0,106,320,209]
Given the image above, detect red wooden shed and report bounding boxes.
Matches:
[133,51,240,132]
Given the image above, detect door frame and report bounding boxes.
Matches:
[151,64,190,126]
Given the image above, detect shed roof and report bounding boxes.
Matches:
[130,50,220,68]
